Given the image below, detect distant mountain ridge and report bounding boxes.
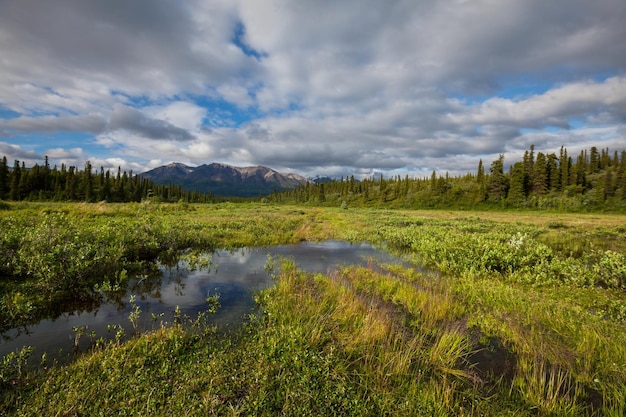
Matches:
[141,162,309,197]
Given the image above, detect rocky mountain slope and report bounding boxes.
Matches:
[141,162,309,197]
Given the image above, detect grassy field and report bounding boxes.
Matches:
[1,202,625,415]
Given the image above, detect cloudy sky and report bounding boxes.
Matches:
[1,0,625,179]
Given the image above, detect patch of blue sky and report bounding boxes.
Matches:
[0,106,20,119]
[231,21,267,60]
[192,94,262,128]
[450,71,620,106]
[450,78,555,105]
[15,131,96,156]
[492,80,554,100]
[111,90,160,107]
[519,126,565,135]
[568,118,587,129]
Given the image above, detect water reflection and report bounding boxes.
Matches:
[0,240,399,361]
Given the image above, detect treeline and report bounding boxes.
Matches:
[0,156,214,203]
[268,145,626,211]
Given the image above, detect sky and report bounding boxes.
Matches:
[1,0,625,179]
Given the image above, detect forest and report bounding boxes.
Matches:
[269,145,626,211]
[0,157,213,203]
[1,145,625,211]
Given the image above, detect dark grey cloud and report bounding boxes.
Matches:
[0,142,42,161]
[0,0,257,110]
[0,114,107,136]
[109,105,194,141]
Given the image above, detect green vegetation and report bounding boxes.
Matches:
[0,202,305,332]
[3,144,625,210]
[0,155,214,203]
[1,203,625,415]
[269,145,626,211]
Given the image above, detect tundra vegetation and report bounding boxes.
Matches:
[0,201,625,416]
[0,142,625,416]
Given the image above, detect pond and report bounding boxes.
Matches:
[0,240,402,363]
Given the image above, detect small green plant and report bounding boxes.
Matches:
[0,346,34,386]
[107,324,125,344]
[264,253,277,279]
[3,291,33,321]
[174,305,182,325]
[205,290,221,314]
[71,325,88,352]
[128,295,141,335]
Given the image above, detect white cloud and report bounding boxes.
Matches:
[0,0,625,178]
[145,101,208,132]
[448,76,626,128]
[217,85,254,108]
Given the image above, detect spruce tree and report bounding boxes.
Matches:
[18,161,29,199]
[589,147,600,173]
[531,152,548,195]
[318,183,326,203]
[83,161,94,202]
[0,156,8,200]
[559,147,569,189]
[476,159,485,183]
[487,155,508,201]
[508,162,526,203]
[9,160,21,200]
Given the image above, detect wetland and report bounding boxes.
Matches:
[1,202,625,416]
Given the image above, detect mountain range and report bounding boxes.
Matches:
[140,162,309,197]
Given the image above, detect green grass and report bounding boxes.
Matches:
[1,202,625,415]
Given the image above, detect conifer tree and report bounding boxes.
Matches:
[9,160,21,200]
[487,155,508,201]
[476,159,485,183]
[318,183,326,203]
[65,166,77,200]
[589,146,600,173]
[559,147,569,189]
[0,156,8,200]
[83,161,94,202]
[531,152,548,195]
[523,144,535,180]
[508,162,526,203]
[18,161,29,199]
[546,153,559,191]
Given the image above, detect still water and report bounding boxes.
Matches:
[1,241,400,361]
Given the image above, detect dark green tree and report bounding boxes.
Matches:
[0,156,8,200]
[318,183,326,203]
[9,160,21,200]
[559,147,569,189]
[65,166,77,200]
[83,161,94,202]
[546,153,559,191]
[589,146,600,174]
[531,152,548,195]
[487,155,508,201]
[507,162,526,203]
[18,161,30,199]
[476,159,485,184]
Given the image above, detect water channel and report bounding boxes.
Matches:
[1,240,402,362]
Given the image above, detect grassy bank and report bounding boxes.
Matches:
[1,202,625,415]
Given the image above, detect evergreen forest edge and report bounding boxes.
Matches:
[1,144,626,211]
